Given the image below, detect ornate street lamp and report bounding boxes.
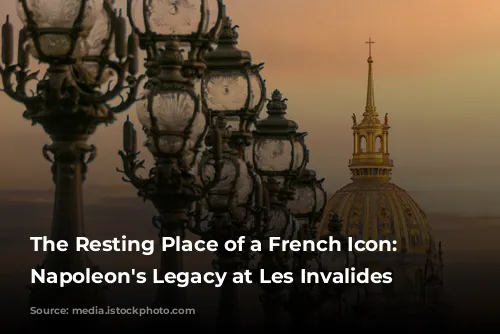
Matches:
[251,89,309,329]
[284,168,327,328]
[118,38,216,312]
[288,168,327,232]
[188,116,263,328]
[202,14,266,139]
[187,15,267,328]
[119,0,226,312]
[320,213,357,274]
[422,242,444,305]
[1,0,141,313]
[252,89,308,179]
[318,213,366,325]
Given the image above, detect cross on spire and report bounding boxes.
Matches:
[366,37,375,57]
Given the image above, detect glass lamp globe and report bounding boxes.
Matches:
[137,90,206,169]
[136,40,207,170]
[252,90,308,177]
[16,0,104,58]
[288,169,327,225]
[258,177,296,254]
[199,118,254,222]
[263,205,297,269]
[72,3,113,83]
[128,0,225,68]
[202,154,254,216]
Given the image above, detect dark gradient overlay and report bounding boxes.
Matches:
[1,188,499,332]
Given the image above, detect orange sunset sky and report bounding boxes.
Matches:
[0,0,499,193]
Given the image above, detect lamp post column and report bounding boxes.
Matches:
[285,169,328,328]
[258,177,295,330]
[45,140,91,271]
[153,211,188,308]
[215,235,242,328]
[200,12,267,329]
[31,136,101,308]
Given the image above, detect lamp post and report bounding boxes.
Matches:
[251,89,309,329]
[1,0,141,313]
[422,244,443,306]
[186,14,267,328]
[288,169,327,232]
[318,213,366,326]
[202,14,266,139]
[188,116,263,328]
[119,0,225,312]
[285,168,327,328]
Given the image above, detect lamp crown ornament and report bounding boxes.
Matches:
[267,89,288,114]
[254,89,300,136]
[218,15,239,45]
[328,213,343,234]
[204,13,252,66]
[147,38,190,86]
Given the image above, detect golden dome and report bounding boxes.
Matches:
[318,38,435,255]
[317,181,433,254]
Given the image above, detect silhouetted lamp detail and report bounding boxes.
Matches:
[422,242,444,305]
[186,15,267,328]
[318,213,366,322]
[252,90,308,178]
[284,168,328,327]
[0,0,142,315]
[288,169,327,231]
[188,116,263,328]
[119,0,227,311]
[287,169,327,277]
[251,90,309,329]
[123,115,137,154]
[252,90,309,253]
[198,118,257,219]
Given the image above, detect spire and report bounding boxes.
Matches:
[348,37,392,182]
[364,37,377,116]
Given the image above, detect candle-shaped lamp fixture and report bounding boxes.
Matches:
[114,9,127,59]
[2,15,13,66]
[123,115,136,154]
[127,32,138,75]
